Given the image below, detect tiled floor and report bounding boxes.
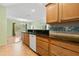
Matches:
[0,36,38,56]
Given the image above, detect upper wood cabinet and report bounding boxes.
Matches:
[46,3,79,23]
[60,3,79,21]
[46,3,59,23]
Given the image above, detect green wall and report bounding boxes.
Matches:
[0,5,7,46]
[7,19,13,37]
[7,19,26,38]
[0,5,45,46]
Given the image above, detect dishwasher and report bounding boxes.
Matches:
[29,33,36,52]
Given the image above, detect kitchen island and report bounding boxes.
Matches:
[22,30,79,56]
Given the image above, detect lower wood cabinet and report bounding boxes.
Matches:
[50,38,79,53]
[22,33,29,46]
[37,46,48,56]
[36,35,79,56]
[22,33,79,56]
[49,38,79,56]
[36,36,49,56]
[49,43,79,56]
[37,39,48,50]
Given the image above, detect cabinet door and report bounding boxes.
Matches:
[61,3,79,21]
[37,38,48,51]
[22,33,29,46]
[49,38,79,56]
[37,46,48,56]
[46,3,59,23]
[36,36,49,56]
[49,44,79,56]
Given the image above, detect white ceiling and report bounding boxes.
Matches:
[0,3,18,7]
[0,3,46,23]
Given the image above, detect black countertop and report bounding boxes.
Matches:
[28,30,49,36]
[23,30,79,43]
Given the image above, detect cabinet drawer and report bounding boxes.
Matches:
[37,36,49,43]
[50,39,79,53]
[37,46,48,56]
[37,39,48,51]
[50,44,79,56]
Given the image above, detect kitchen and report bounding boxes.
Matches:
[22,3,79,56]
[0,3,79,56]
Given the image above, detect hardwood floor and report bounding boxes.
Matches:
[0,36,38,56]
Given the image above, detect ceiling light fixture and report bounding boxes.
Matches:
[31,9,35,12]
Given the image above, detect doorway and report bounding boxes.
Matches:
[12,23,16,36]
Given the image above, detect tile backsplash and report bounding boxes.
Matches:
[50,21,79,33]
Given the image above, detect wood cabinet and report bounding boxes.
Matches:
[22,33,29,46]
[50,38,79,53]
[46,3,79,23]
[46,3,59,23]
[50,43,79,56]
[49,38,79,56]
[36,36,49,56]
[37,45,48,56]
[60,3,79,21]
[22,32,79,56]
[36,35,79,56]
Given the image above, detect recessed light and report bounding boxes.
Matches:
[31,9,35,12]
